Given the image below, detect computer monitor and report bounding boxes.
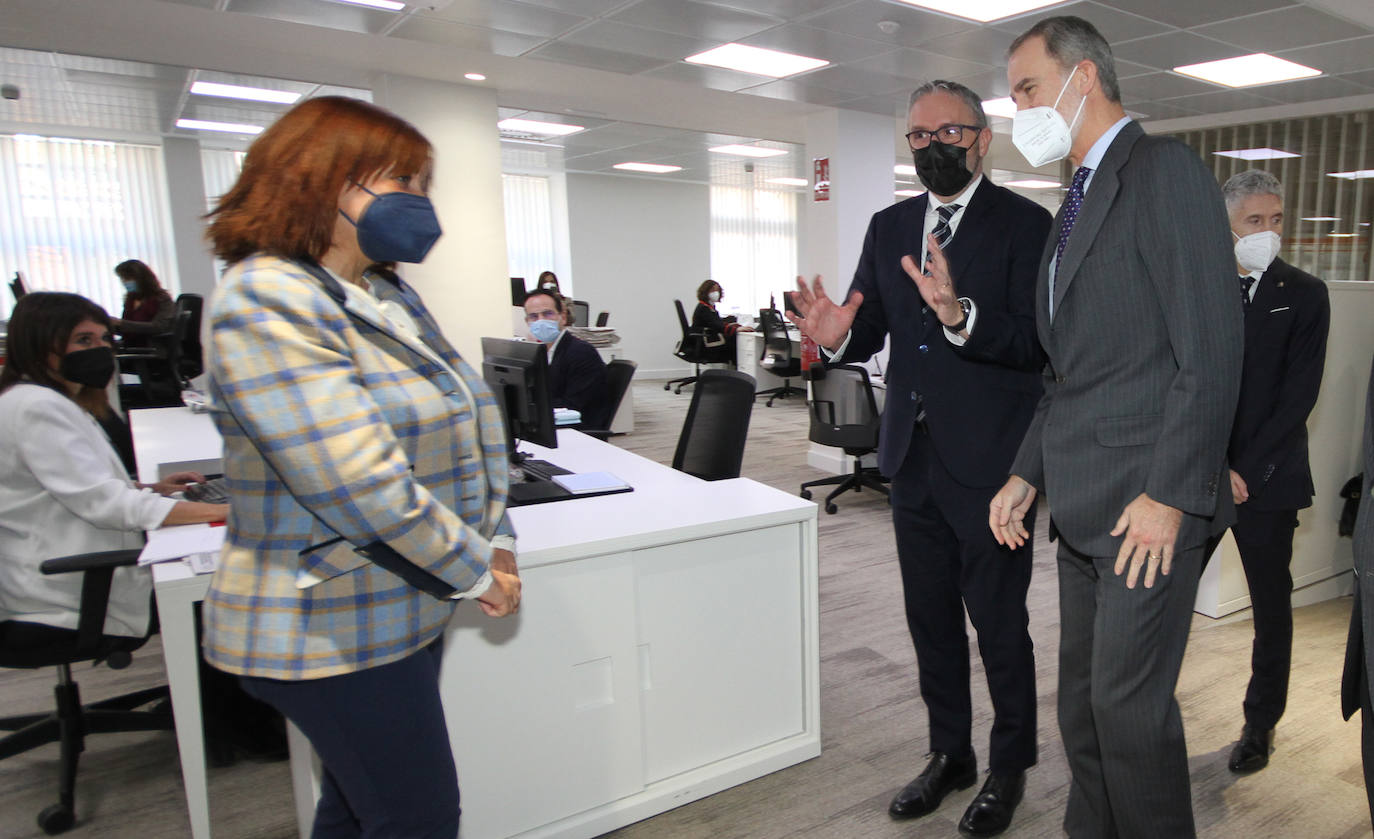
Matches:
[510,277,527,306]
[481,336,557,456]
[10,271,27,303]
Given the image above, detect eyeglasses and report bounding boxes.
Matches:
[524,309,559,323]
[906,124,982,150]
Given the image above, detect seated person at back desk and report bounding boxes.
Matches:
[692,280,753,366]
[523,290,610,429]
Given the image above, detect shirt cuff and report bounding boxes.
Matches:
[821,330,852,360]
[943,298,977,346]
[490,534,516,554]
[450,569,493,601]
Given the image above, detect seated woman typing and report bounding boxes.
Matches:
[0,292,228,643]
[691,280,752,366]
[110,259,175,350]
[524,290,611,429]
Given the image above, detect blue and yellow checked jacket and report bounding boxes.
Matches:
[203,254,511,680]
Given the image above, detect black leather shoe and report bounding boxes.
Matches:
[888,751,978,819]
[957,771,1025,837]
[1228,724,1272,773]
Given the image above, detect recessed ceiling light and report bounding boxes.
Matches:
[1005,179,1062,189]
[895,189,927,197]
[1213,147,1301,160]
[329,0,405,10]
[894,164,917,176]
[709,144,787,158]
[189,81,300,105]
[1362,222,1372,227]
[887,0,1064,23]
[1302,216,1340,222]
[1173,53,1320,88]
[981,97,1017,119]
[685,43,828,79]
[1328,170,1374,180]
[498,118,585,136]
[613,162,683,173]
[465,73,487,82]
[1328,232,1361,238]
[767,177,808,186]
[176,118,264,135]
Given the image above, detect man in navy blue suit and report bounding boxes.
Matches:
[790,80,1051,837]
[1208,169,1329,775]
[523,290,610,430]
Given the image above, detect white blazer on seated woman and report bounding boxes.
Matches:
[0,292,228,639]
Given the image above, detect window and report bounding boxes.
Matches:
[503,173,556,288]
[0,133,179,320]
[709,175,799,312]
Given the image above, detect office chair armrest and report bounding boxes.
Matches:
[40,549,144,575]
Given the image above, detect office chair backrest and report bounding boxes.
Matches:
[672,368,756,480]
[674,299,692,336]
[807,364,880,452]
[174,294,204,381]
[604,359,637,418]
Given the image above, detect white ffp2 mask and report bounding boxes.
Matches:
[1011,68,1086,168]
[1234,230,1280,274]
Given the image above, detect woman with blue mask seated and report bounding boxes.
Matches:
[522,289,610,429]
[0,292,227,647]
[111,259,175,349]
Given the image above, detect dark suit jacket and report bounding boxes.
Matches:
[1342,356,1374,721]
[549,332,610,429]
[1010,121,1244,557]
[1230,258,1330,512]
[836,177,1051,485]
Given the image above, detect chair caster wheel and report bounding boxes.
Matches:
[38,803,75,835]
[800,489,812,500]
[663,383,671,391]
[825,503,838,514]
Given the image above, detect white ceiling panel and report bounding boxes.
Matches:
[1099,0,1296,28]
[390,17,550,55]
[1159,88,1286,114]
[525,40,672,74]
[557,21,717,60]
[1190,6,1371,54]
[845,47,987,83]
[1121,71,1218,101]
[736,78,864,107]
[640,62,770,92]
[739,24,893,64]
[607,0,784,42]
[224,0,394,34]
[701,0,855,17]
[909,25,1028,68]
[517,0,628,15]
[1276,35,1374,75]
[1111,30,1250,71]
[801,1,976,49]
[422,0,589,38]
[988,1,1170,43]
[794,63,911,95]
[1251,74,1374,104]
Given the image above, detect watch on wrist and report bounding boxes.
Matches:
[947,298,972,333]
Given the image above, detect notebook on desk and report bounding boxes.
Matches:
[507,458,633,507]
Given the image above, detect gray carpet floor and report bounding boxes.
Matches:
[1,380,1367,838]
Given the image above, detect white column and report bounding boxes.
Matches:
[160,136,218,298]
[371,75,508,364]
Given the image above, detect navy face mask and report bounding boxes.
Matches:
[60,347,116,389]
[340,182,443,264]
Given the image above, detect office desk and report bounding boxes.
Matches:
[737,329,803,390]
[131,410,820,839]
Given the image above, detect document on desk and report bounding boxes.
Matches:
[139,524,226,567]
[552,471,632,495]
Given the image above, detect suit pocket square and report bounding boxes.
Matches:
[1269,306,1290,313]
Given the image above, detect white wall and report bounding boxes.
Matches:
[566,173,709,378]
[159,136,218,299]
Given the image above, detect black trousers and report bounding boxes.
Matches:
[1204,504,1299,730]
[239,639,458,839]
[888,427,1037,774]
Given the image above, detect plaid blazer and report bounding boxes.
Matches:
[203,254,511,680]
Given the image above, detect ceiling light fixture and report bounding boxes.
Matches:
[498,118,585,136]
[613,162,683,173]
[329,0,406,11]
[767,177,808,186]
[1328,170,1374,180]
[1005,179,1062,189]
[189,81,300,105]
[1328,232,1361,238]
[1173,53,1320,88]
[1213,147,1301,160]
[981,97,1017,119]
[887,0,1064,23]
[895,189,926,197]
[685,43,828,78]
[465,73,487,82]
[709,144,787,158]
[176,118,264,135]
[1302,216,1340,222]
[894,164,917,176]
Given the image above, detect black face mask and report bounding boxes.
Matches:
[912,141,975,198]
[59,347,115,389]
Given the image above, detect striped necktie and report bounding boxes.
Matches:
[932,203,960,248]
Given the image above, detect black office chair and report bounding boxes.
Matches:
[799,364,890,514]
[0,549,172,835]
[665,299,727,394]
[672,368,756,481]
[580,359,637,441]
[117,293,203,409]
[754,308,803,407]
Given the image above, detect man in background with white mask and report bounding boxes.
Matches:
[1207,168,1329,775]
[990,16,1242,838]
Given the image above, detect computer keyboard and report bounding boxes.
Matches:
[519,459,572,482]
[183,477,229,504]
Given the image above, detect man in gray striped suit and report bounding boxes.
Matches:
[991,16,1243,838]
[1342,354,1374,826]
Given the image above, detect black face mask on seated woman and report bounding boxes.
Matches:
[59,347,116,390]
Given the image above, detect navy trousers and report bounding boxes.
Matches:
[238,639,459,839]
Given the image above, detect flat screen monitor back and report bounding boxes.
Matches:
[480,336,557,453]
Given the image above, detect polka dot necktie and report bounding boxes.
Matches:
[1051,166,1093,316]
[1239,275,1255,310]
